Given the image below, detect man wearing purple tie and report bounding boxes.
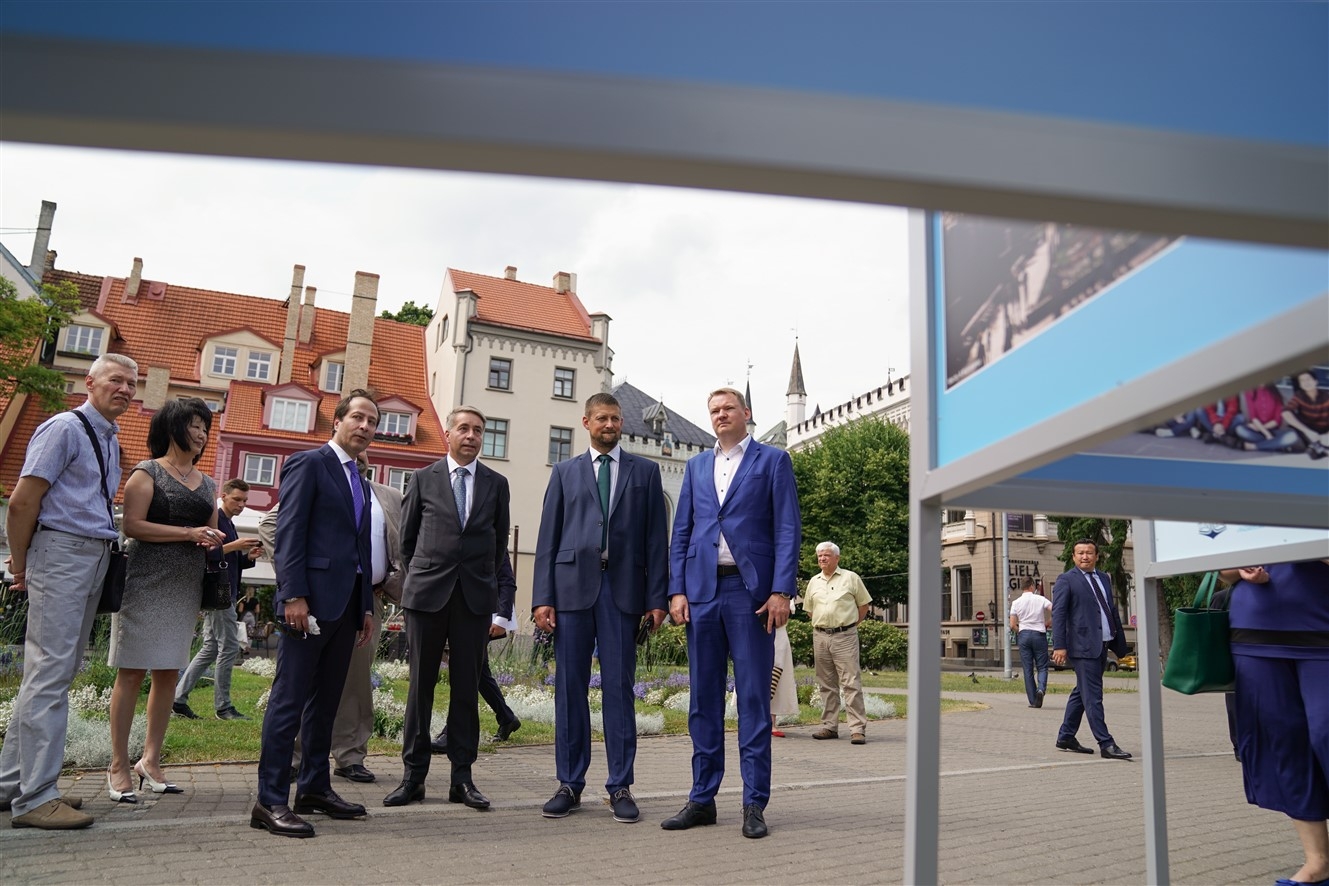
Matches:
[1051,538,1132,761]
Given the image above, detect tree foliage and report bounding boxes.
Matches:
[0,277,80,412]
[1050,516,1132,610]
[380,300,434,326]
[790,418,910,605]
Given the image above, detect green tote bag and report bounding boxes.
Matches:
[1162,572,1235,695]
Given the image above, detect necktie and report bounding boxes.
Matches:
[345,460,365,527]
[1084,571,1114,630]
[453,467,468,528]
[596,454,612,549]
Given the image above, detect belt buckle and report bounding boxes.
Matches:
[600,560,609,571]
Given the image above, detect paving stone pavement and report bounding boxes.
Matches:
[0,683,1303,885]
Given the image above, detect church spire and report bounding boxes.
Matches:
[787,342,806,397]
[785,342,807,429]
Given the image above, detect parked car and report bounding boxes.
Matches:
[1106,653,1137,672]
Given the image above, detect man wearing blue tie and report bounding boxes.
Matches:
[1051,538,1133,761]
[661,387,801,839]
[532,393,669,824]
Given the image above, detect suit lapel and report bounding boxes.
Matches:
[722,440,760,507]
[468,462,489,527]
[578,452,599,508]
[696,450,720,509]
[320,445,359,528]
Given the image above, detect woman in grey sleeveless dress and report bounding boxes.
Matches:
[107,399,221,802]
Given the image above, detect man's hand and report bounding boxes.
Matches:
[1052,648,1067,667]
[1238,566,1269,584]
[355,612,374,648]
[533,605,556,633]
[756,594,791,633]
[284,597,311,633]
[489,624,508,640]
[5,557,25,594]
[669,594,690,625]
[645,608,667,631]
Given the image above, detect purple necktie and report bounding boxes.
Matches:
[345,460,365,527]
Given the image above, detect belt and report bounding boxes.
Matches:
[815,624,856,634]
[717,565,741,577]
[600,559,609,571]
[35,523,113,544]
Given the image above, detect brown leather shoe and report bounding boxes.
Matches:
[812,728,839,740]
[11,798,93,830]
[61,796,84,810]
[249,803,315,838]
[851,733,866,745]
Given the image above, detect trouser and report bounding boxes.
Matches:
[1057,643,1113,747]
[0,529,109,817]
[813,626,868,734]
[175,608,242,712]
[1017,629,1050,705]
[293,595,384,770]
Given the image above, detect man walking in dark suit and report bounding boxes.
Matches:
[385,406,511,811]
[532,393,669,824]
[1051,538,1132,760]
[661,387,801,839]
[252,390,379,838]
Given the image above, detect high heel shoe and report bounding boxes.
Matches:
[106,771,137,804]
[134,760,184,794]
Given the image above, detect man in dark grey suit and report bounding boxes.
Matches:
[532,392,669,824]
[384,406,510,810]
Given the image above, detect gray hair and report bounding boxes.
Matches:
[88,352,138,378]
[446,405,486,429]
[816,541,840,556]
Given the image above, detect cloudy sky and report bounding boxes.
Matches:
[0,141,909,431]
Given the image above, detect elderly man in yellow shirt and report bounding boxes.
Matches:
[804,542,873,744]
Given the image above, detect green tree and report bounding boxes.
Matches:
[0,277,80,412]
[1051,516,1131,611]
[380,300,434,326]
[790,418,910,606]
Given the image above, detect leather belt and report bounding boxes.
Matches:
[815,624,856,634]
[717,564,741,577]
[35,523,113,544]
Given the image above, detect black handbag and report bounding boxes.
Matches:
[72,411,128,614]
[200,559,229,610]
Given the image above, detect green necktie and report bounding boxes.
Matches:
[597,454,611,549]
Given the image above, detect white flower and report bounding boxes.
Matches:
[240,658,277,678]
[864,695,897,719]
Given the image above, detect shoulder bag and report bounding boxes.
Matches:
[71,410,128,614]
[1161,571,1235,694]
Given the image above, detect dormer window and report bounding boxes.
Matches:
[63,324,104,356]
[246,351,273,381]
[270,397,311,432]
[379,411,412,439]
[212,346,238,376]
[323,361,344,393]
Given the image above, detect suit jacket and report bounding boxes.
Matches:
[532,449,668,615]
[669,440,801,605]
[400,457,510,616]
[261,480,405,604]
[1051,567,1128,659]
[272,444,373,622]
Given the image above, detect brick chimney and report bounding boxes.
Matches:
[141,366,170,411]
[298,286,317,345]
[553,271,572,294]
[27,200,55,279]
[343,271,378,393]
[278,265,304,384]
[123,258,143,303]
[504,265,517,281]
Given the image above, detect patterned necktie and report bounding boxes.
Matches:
[345,460,365,527]
[453,467,468,529]
[596,454,612,549]
[1085,571,1114,628]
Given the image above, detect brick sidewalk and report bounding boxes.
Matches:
[0,687,1299,885]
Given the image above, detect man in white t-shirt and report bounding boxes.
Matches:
[1009,577,1052,708]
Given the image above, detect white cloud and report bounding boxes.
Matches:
[1,142,909,429]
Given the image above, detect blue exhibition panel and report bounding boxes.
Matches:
[1,0,1325,147]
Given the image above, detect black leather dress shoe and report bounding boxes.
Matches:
[293,790,366,819]
[430,730,448,754]
[250,803,315,838]
[1055,737,1095,754]
[383,780,426,807]
[495,718,521,741]
[660,800,717,830]
[741,804,768,839]
[448,783,490,810]
[334,764,376,783]
[1100,743,1133,760]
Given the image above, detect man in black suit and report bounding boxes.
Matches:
[1051,538,1132,761]
[385,405,511,810]
[252,390,379,838]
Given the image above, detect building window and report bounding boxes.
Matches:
[212,346,237,376]
[246,351,273,381]
[552,367,575,399]
[436,316,449,350]
[388,468,414,494]
[65,324,103,356]
[482,418,509,459]
[270,397,311,432]
[380,411,412,438]
[488,358,512,391]
[941,569,952,622]
[204,399,222,412]
[957,566,974,620]
[244,454,277,486]
[548,426,574,464]
[63,380,75,394]
[323,361,344,393]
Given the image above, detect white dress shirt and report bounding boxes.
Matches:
[713,434,751,567]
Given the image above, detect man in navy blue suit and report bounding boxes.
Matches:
[251,390,379,837]
[1051,538,1132,761]
[532,392,669,824]
[661,387,801,839]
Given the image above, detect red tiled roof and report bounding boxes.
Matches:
[448,269,598,342]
